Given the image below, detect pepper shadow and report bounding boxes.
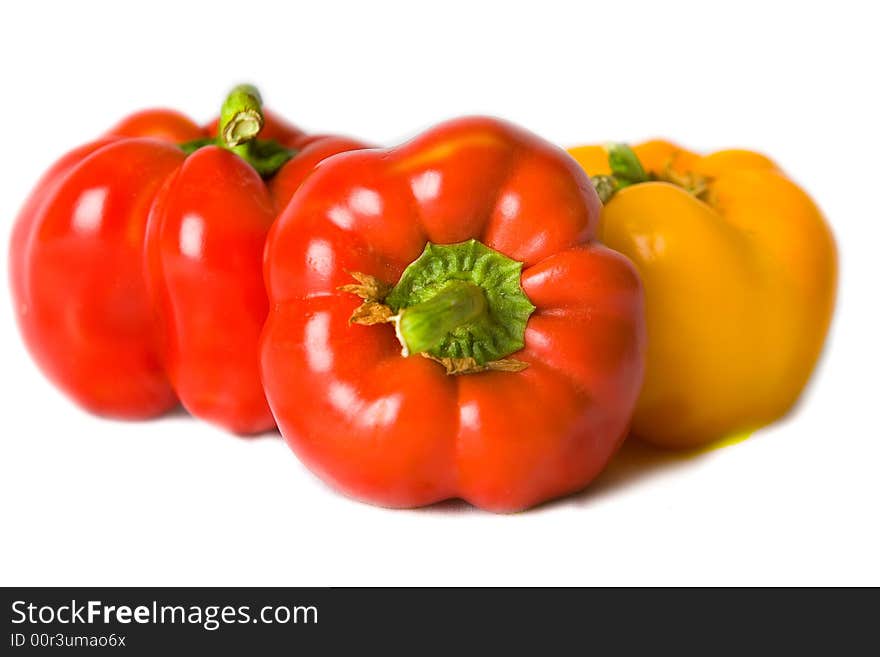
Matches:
[413,431,752,514]
[558,430,754,508]
[573,439,709,502]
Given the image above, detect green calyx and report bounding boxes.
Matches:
[230,138,297,178]
[591,143,650,203]
[179,84,295,178]
[385,240,536,365]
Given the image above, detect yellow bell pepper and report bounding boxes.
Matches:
[567,141,837,449]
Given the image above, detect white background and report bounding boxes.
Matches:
[1,0,877,586]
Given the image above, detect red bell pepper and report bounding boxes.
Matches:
[10,86,369,433]
[261,117,646,511]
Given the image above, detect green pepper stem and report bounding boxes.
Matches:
[384,240,534,364]
[396,281,488,356]
[179,85,295,178]
[606,143,649,185]
[219,84,264,148]
[591,143,651,204]
[591,143,710,203]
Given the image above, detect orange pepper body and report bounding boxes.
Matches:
[567,141,836,448]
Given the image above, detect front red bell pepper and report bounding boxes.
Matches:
[261,117,646,511]
[10,86,369,433]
